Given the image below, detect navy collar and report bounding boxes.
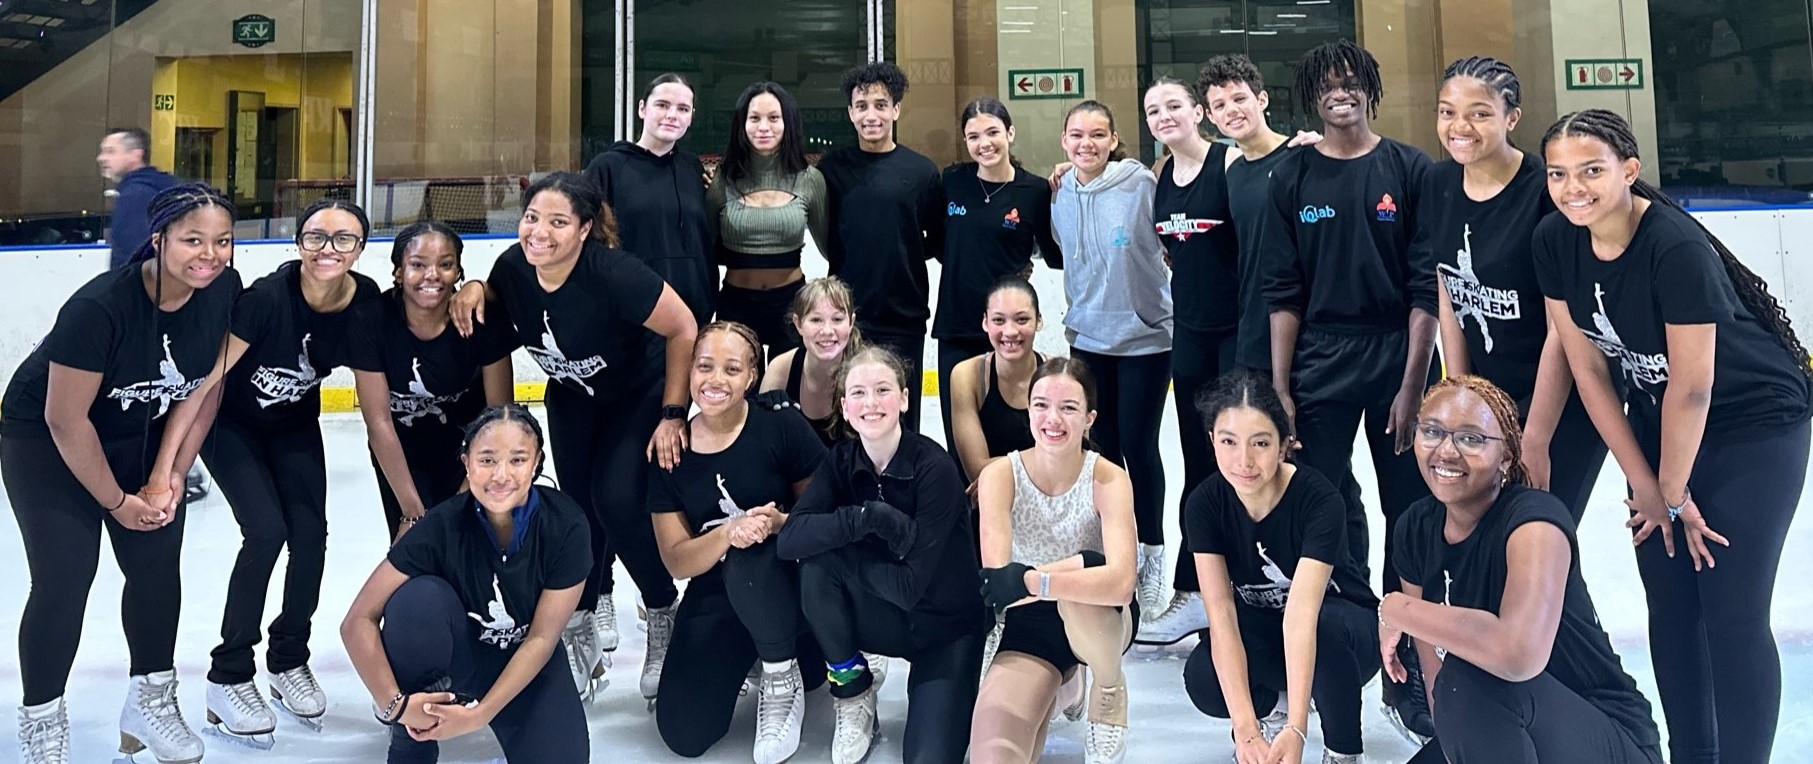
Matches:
[474,487,540,558]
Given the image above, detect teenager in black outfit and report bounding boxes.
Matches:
[947,278,1045,485]
[761,276,862,447]
[1535,108,1813,764]
[340,405,592,763]
[1386,376,1662,764]
[191,198,382,739]
[1180,373,1380,764]
[777,345,989,764]
[7,184,238,764]
[1428,57,1606,523]
[935,97,1060,449]
[350,222,518,541]
[649,322,828,763]
[584,72,716,328]
[451,171,699,705]
[817,62,946,432]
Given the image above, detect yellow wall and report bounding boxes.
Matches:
[149,54,353,190]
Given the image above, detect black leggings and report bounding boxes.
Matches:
[716,278,804,362]
[203,415,328,685]
[655,549,827,757]
[1172,326,1239,591]
[1634,419,1808,764]
[798,546,984,764]
[371,434,466,539]
[937,336,993,470]
[543,381,677,612]
[866,328,927,434]
[1406,658,1661,764]
[1183,598,1381,755]
[1072,348,1173,546]
[381,576,588,763]
[5,435,186,706]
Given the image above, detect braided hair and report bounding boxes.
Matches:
[130,183,235,264]
[696,320,766,392]
[460,403,548,483]
[1295,39,1383,120]
[1541,109,1813,379]
[1423,375,1528,487]
[1441,56,1521,111]
[389,220,465,287]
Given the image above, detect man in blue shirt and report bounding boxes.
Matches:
[99,127,177,269]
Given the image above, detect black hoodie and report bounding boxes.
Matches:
[583,141,717,328]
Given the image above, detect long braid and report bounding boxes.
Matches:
[1543,109,1813,380]
[1441,56,1521,110]
[1295,39,1384,119]
[1425,375,1528,487]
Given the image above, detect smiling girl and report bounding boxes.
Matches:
[761,276,863,446]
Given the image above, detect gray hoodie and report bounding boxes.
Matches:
[1051,158,1173,355]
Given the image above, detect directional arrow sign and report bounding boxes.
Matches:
[1564,58,1644,90]
[1006,68,1085,100]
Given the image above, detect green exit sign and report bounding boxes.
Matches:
[153,94,174,111]
[233,14,275,48]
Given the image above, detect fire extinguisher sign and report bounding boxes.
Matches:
[1008,69,1086,100]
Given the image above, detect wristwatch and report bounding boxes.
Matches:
[661,404,687,421]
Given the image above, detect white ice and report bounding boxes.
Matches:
[4,401,1812,763]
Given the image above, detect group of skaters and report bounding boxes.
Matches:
[8,37,1807,764]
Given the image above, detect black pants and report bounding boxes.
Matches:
[1529,392,1607,526]
[382,576,588,763]
[544,381,677,611]
[1183,598,1380,755]
[5,435,186,706]
[798,546,984,764]
[1633,419,1808,764]
[937,336,994,470]
[1289,329,1432,589]
[371,433,466,540]
[203,415,328,684]
[717,278,804,361]
[1072,348,1173,546]
[1405,658,1661,764]
[866,327,927,434]
[655,549,827,757]
[1172,326,1239,591]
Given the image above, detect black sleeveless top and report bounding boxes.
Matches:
[978,352,1040,457]
[785,349,838,446]
[1154,142,1239,333]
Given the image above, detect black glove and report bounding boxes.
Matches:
[1079,550,1107,569]
[858,500,916,559]
[751,389,800,412]
[979,563,1032,613]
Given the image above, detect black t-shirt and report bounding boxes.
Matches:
[223,262,381,429]
[1427,153,1553,402]
[345,289,520,447]
[388,486,592,651]
[646,406,826,584]
[1155,143,1240,333]
[3,264,241,441]
[487,240,667,400]
[933,164,1061,341]
[817,145,946,335]
[1261,138,1437,332]
[1394,485,1660,751]
[1227,142,1299,370]
[1533,203,1812,440]
[1185,467,1377,612]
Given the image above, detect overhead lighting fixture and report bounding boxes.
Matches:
[1249,30,1279,35]
[1297,0,1331,4]
[1220,28,1246,33]
[1277,12,1306,18]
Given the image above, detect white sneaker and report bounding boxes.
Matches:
[268,665,326,719]
[119,671,204,764]
[640,603,678,700]
[17,698,70,764]
[562,610,607,700]
[594,596,621,652]
[1134,590,1208,645]
[829,683,878,764]
[1135,544,1168,617]
[753,660,805,764]
[205,680,276,735]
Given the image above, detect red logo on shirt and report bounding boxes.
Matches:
[1376,193,1398,222]
[1003,208,1021,230]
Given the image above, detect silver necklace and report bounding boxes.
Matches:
[978,172,1011,205]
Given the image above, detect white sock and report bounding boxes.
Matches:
[762,660,795,675]
[20,698,61,717]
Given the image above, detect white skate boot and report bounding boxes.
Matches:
[752,660,805,764]
[829,681,878,764]
[594,596,621,652]
[17,698,70,764]
[204,680,276,749]
[268,666,325,731]
[1323,752,1364,764]
[1083,681,1129,764]
[119,671,204,764]
[1134,590,1209,645]
[562,610,608,701]
[640,603,678,709]
[1135,544,1169,619]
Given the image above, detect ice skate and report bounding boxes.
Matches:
[562,610,609,701]
[1135,544,1168,618]
[829,681,878,764]
[119,671,204,764]
[1083,680,1128,764]
[640,603,678,710]
[1134,590,1208,645]
[18,697,70,764]
[268,666,325,732]
[1323,751,1363,764]
[594,595,620,652]
[753,660,805,764]
[204,680,276,749]
[1257,705,1288,743]
[740,661,761,698]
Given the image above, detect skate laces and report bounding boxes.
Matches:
[832,689,874,733]
[1136,552,1166,608]
[275,667,321,701]
[595,598,619,632]
[138,678,195,741]
[19,705,70,764]
[645,606,676,661]
[225,681,270,715]
[756,668,801,741]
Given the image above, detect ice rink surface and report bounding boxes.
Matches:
[4,401,1812,763]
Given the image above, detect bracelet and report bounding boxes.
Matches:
[1037,571,1052,601]
[1283,724,1308,744]
[375,692,407,726]
[108,492,128,512]
[1665,486,1691,522]
[400,516,419,526]
[141,485,171,496]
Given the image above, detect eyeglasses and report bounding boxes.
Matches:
[1413,422,1503,455]
[298,232,364,253]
